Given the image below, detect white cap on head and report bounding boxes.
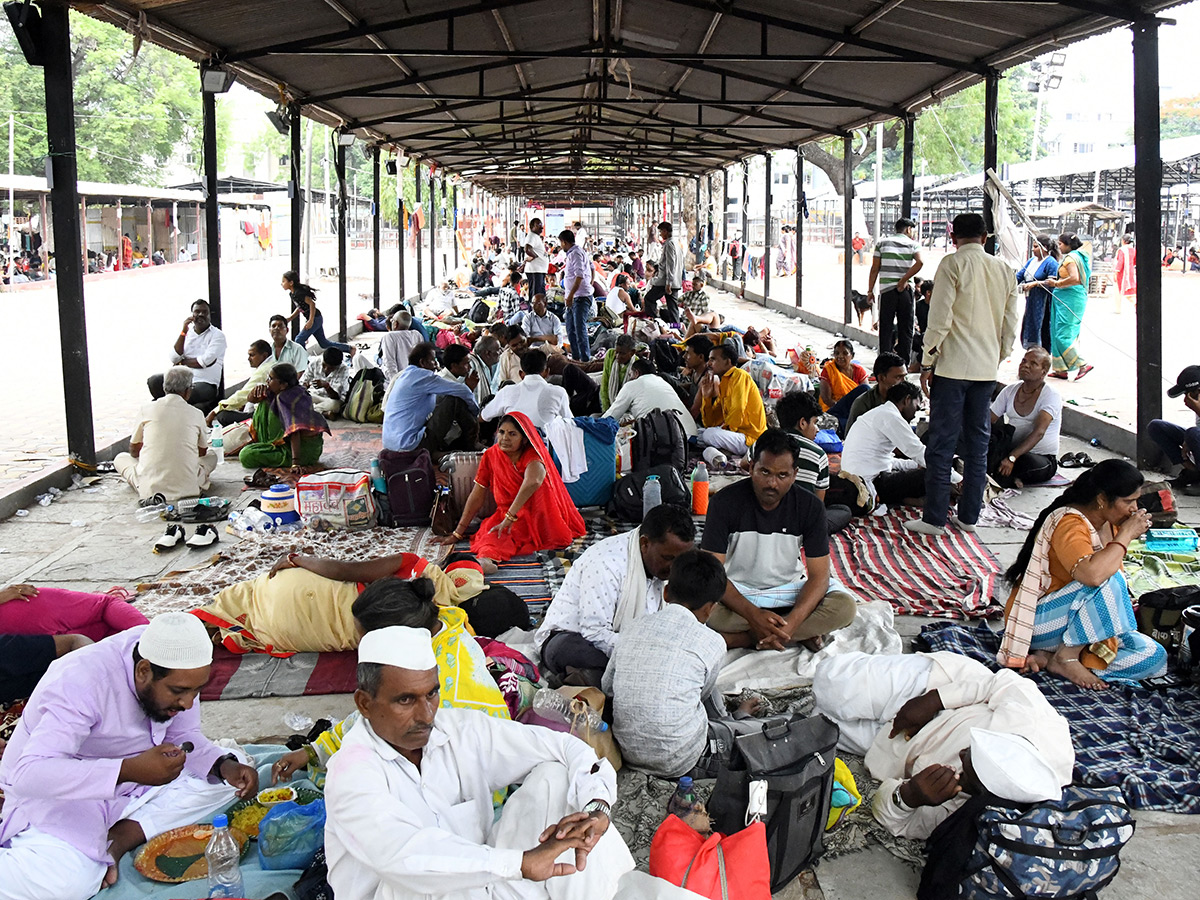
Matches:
[357,626,437,671]
[969,729,1063,804]
[137,613,213,670]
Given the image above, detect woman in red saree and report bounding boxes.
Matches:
[443,412,586,570]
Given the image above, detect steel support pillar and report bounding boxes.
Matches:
[429,170,437,288]
[901,114,915,220]
[1133,19,1163,465]
[763,152,772,301]
[289,103,302,337]
[843,137,853,325]
[201,90,221,326]
[722,168,729,280]
[452,185,459,268]
[336,143,347,340]
[415,166,423,295]
[42,3,95,466]
[398,165,406,300]
[740,161,749,289]
[983,72,1000,255]
[372,146,381,304]
[795,147,803,309]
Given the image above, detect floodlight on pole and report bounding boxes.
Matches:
[336,130,356,147]
[265,106,290,136]
[200,62,236,94]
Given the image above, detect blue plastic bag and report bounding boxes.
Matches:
[257,798,325,871]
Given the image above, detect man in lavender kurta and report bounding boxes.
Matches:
[0,613,258,900]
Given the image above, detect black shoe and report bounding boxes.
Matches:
[185,523,220,549]
[153,523,185,553]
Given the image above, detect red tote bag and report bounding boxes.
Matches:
[648,815,771,900]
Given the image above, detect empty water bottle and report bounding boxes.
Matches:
[210,425,224,466]
[134,503,169,523]
[204,814,244,898]
[531,688,608,732]
[642,474,662,520]
[702,446,728,469]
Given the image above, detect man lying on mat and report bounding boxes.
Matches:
[533,504,695,686]
[189,552,484,655]
[700,429,858,652]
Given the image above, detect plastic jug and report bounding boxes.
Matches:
[642,474,662,520]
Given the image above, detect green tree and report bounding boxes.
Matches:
[0,11,227,187]
[1161,94,1200,139]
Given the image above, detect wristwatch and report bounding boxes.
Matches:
[582,799,612,818]
[1007,455,1017,463]
[892,783,914,812]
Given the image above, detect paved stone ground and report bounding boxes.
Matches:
[1,282,1198,898]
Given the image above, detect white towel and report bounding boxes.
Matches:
[544,415,588,483]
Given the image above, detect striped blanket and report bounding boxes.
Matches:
[828,508,1003,618]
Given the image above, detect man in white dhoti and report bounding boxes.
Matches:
[0,613,258,900]
[324,625,634,900]
[812,650,1074,840]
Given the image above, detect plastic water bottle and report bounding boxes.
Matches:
[204,814,244,898]
[370,459,386,493]
[667,776,700,819]
[134,503,169,523]
[642,474,662,520]
[210,425,224,466]
[691,462,710,515]
[531,688,608,732]
[702,446,728,469]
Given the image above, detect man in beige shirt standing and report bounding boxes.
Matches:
[115,366,217,503]
[906,213,1019,536]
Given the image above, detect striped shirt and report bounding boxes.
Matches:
[873,233,920,291]
[785,431,831,492]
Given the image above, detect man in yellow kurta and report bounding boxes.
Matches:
[698,343,767,458]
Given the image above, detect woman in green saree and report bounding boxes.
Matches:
[239,363,329,471]
[1044,232,1094,381]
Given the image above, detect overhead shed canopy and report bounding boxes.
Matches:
[79,0,1187,200]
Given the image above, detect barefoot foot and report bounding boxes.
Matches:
[1046,650,1108,689]
[800,634,829,653]
[1021,650,1052,674]
[478,557,498,575]
[102,864,119,889]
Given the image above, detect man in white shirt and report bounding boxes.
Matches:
[208,340,273,427]
[812,650,1073,840]
[268,314,311,370]
[421,280,458,319]
[301,348,354,417]
[840,381,935,509]
[148,300,225,412]
[379,312,425,381]
[116,367,217,502]
[480,349,572,430]
[515,295,567,353]
[535,504,694,681]
[909,213,1019,536]
[523,218,550,299]
[603,358,698,437]
[324,626,633,900]
[642,222,684,323]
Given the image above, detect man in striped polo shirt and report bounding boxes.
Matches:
[868,218,924,361]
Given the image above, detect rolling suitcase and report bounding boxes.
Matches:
[441,451,497,523]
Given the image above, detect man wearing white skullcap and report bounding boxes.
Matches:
[811,649,1073,840]
[0,614,259,900]
[325,625,635,900]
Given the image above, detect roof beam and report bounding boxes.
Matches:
[257,45,932,64]
[301,57,531,106]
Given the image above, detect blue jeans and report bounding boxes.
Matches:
[1147,418,1200,467]
[296,312,353,356]
[565,296,594,361]
[924,375,994,527]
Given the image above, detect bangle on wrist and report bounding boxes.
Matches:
[505,511,518,522]
[1111,540,1129,555]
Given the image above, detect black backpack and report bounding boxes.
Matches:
[468,298,491,324]
[706,713,839,894]
[609,465,689,522]
[631,409,687,471]
[378,448,436,526]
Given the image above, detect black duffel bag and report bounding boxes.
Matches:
[609,465,688,522]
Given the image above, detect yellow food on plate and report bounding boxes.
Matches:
[231,804,269,837]
[257,787,296,804]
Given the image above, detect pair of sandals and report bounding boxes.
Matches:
[1060,451,1097,469]
[1049,364,1094,381]
[153,522,220,553]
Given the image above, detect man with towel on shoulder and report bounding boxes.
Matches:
[811,650,1073,840]
[0,613,258,900]
[324,625,634,900]
[533,504,696,686]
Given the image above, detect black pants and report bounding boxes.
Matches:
[419,395,479,458]
[213,409,252,426]
[825,504,853,534]
[642,284,681,324]
[874,468,928,506]
[878,286,915,360]
[147,376,220,413]
[527,271,546,299]
[561,363,601,416]
[988,424,1058,487]
[540,630,610,678]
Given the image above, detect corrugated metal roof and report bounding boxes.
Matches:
[76,0,1190,199]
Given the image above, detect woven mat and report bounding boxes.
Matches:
[134,525,445,618]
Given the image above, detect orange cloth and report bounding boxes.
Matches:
[819,360,867,411]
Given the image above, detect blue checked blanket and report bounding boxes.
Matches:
[916,622,1200,813]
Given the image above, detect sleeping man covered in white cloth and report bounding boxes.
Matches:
[812,650,1074,840]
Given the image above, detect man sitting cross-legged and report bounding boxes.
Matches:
[481,348,572,431]
[845,352,908,435]
[697,342,767,459]
[324,625,634,900]
[383,342,480,457]
[535,504,695,685]
[701,429,858,652]
[301,347,353,418]
[603,549,757,779]
[840,381,936,511]
[775,391,852,533]
[0,614,258,900]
